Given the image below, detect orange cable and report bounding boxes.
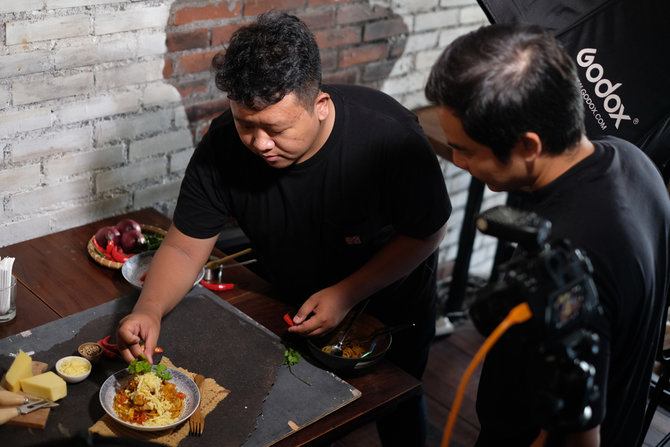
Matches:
[441,302,533,447]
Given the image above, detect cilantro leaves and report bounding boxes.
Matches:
[282,348,311,386]
[282,348,301,367]
[129,354,172,380]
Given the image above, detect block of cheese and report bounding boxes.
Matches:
[4,350,33,392]
[20,371,67,401]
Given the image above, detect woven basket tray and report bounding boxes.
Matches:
[87,224,167,270]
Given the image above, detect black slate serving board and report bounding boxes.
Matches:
[0,286,360,446]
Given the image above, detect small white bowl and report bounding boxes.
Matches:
[55,356,92,383]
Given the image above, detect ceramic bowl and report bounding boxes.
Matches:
[78,342,103,363]
[55,356,92,383]
[306,313,391,374]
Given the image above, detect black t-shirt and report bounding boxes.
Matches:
[476,137,670,446]
[173,84,452,327]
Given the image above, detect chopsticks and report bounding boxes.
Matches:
[204,248,252,270]
[0,257,14,314]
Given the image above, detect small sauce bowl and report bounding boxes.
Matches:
[78,342,103,363]
[56,356,92,383]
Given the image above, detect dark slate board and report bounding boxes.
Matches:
[0,286,360,446]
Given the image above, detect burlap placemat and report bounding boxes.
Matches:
[89,356,230,447]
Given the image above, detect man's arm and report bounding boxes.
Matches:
[289,222,448,336]
[117,224,218,363]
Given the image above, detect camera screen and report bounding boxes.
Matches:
[551,284,584,328]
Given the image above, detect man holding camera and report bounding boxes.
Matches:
[426,24,670,446]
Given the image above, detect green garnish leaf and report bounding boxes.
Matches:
[129,354,172,380]
[282,348,311,386]
[153,363,172,380]
[282,348,301,367]
[129,355,152,375]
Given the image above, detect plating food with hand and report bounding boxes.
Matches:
[113,356,186,426]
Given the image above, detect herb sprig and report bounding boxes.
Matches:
[129,354,172,380]
[282,348,311,386]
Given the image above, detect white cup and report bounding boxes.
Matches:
[0,276,17,323]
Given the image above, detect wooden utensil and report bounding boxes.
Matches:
[0,399,58,425]
[3,361,52,428]
[188,374,205,436]
[204,248,252,270]
[0,389,29,406]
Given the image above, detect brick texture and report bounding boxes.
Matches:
[168,1,413,140]
[174,2,242,26]
[244,0,308,16]
[166,29,209,52]
[364,18,407,42]
[178,50,219,74]
[0,0,493,281]
[338,42,388,68]
[212,23,244,46]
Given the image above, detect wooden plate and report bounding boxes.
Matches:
[87,224,167,270]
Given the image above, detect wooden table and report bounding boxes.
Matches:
[0,208,421,446]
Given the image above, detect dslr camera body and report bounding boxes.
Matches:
[469,206,603,431]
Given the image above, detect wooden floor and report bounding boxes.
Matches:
[333,320,670,447]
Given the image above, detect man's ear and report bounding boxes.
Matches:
[515,132,542,162]
[314,92,331,121]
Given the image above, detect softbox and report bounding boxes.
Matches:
[477,0,670,180]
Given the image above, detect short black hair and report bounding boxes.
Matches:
[212,11,322,110]
[425,23,585,162]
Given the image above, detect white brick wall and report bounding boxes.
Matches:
[0,0,189,248]
[0,0,500,283]
[6,14,91,45]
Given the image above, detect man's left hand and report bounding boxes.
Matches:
[287,286,358,337]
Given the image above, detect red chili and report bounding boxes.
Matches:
[97,335,119,358]
[199,281,235,291]
[283,313,295,327]
[177,392,186,399]
[139,272,147,282]
[111,246,130,263]
[92,237,114,260]
[154,346,163,353]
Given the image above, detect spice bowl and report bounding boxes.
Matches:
[78,342,103,363]
[56,355,92,383]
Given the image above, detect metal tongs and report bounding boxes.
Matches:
[0,389,59,425]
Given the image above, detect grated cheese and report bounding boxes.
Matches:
[59,358,90,376]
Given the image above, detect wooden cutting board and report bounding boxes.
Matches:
[1,361,51,428]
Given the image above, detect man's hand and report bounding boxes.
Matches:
[116,311,162,364]
[114,225,217,364]
[288,286,358,337]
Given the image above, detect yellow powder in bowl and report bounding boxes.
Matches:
[59,357,91,376]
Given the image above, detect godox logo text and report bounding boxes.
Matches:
[576,48,631,129]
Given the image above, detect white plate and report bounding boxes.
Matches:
[121,250,205,289]
[99,367,200,432]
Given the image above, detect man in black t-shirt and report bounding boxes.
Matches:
[116,11,451,446]
[426,24,670,446]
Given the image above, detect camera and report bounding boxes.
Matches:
[468,205,602,430]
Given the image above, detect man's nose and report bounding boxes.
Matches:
[252,130,274,151]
